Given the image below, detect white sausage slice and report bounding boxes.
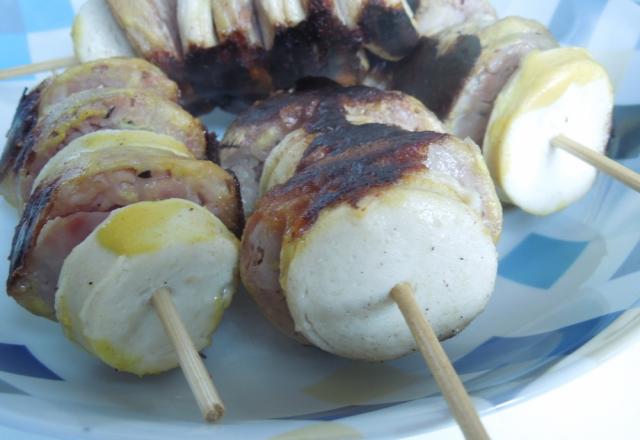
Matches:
[483,47,614,215]
[281,185,497,361]
[56,199,239,375]
[72,0,135,62]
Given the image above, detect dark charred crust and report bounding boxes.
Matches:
[227,84,389,133]
[259,129,446,239]
[225,170,246,237]
[181,33,271,114]
[205,131,220,164]
[391,35,482,119]
[8,182,55,281]
[293,76,341,91]
[300,123,415,167]
[359,0,419,60]
[0,84,45,184]
[268,2,366,91]
[227,89,318,128]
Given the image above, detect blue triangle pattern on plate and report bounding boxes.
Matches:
[499,233,589,289]
[611,240,640,280]
[0,377,27,395]
[0,343,62,380]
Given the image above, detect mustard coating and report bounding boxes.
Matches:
[96,199,219,256]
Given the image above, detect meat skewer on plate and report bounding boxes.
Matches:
[1,59,244,421]
[6,133,240,421]
[238,87,498,436]
[238,85,501,359]
[9,128,241,320]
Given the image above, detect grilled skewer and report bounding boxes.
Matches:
[2,60,243,422]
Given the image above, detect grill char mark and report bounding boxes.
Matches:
[359,0,419,60]
[266,1,366,91]
[392,34,482,119]
[183,32,271,114]
[0,85,46,202]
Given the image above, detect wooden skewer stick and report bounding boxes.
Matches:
[151,287,225,423]
[391,283,489,440]
[0,56,78,80]
[551,134,640,192]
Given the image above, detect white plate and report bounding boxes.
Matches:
[0,0,639,438]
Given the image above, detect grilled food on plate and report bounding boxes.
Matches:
[2,59,242,378]
[239,86,501,361]
[9,129,240,320]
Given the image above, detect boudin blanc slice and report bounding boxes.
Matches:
[483,47,614,215]
[56,199,238,375]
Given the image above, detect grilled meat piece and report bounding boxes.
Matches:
[0,58,180,207]
[220,84,443,213]
[393,17,558,144]
[11,88,206,207]
[241,124,500,359]
[8,133,242,320]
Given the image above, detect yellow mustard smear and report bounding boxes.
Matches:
[97,199,218,256]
